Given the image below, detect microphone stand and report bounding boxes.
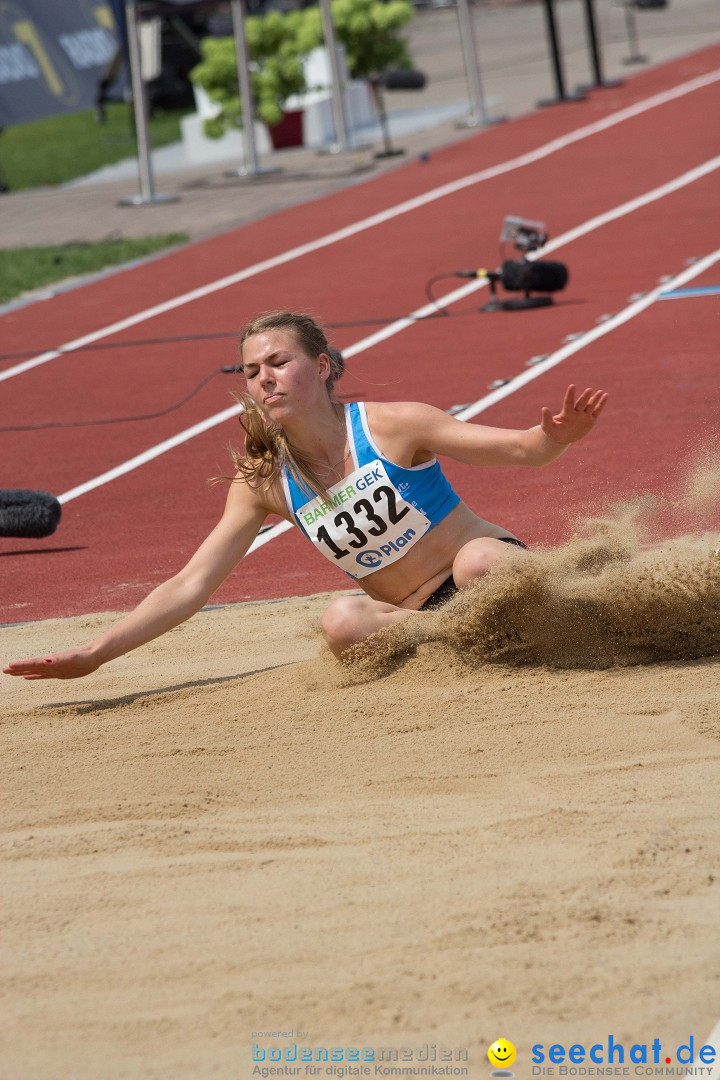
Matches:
[370,78,404,159]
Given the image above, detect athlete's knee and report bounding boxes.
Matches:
[321,596,369,655]
[322,595,408,659]
[453,537,524,587]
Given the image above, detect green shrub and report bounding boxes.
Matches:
[319,0,414,82]
[191,10,310,131]
[190,0,415,136]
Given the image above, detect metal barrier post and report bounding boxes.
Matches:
[118,0,178,206]
[537,0,585,106]
[318,0,350,152]
[226,0,280,177]
[622,2,648,64]
[455,0,506,128]
[577,0,623,90]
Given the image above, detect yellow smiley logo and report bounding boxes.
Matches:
[488,1039,516,1068]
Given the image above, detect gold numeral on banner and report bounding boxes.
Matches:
[93,4,115,31]
[13,19,63,96]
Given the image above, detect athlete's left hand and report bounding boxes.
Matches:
[540,384,608,444]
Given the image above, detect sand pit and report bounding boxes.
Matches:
[3,493,720,1079]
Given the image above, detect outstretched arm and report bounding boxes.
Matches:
[3,479,268,680]
[517,383,609,465]
[384,384,608,467]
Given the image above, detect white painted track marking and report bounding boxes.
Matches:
[341,154,720,363]
[454,246,720,422]
[57,406,241,505]
[1,68,719,386]
[56,154,720,507]
[246,246,720,555]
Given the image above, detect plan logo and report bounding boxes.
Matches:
[356,549,382,569]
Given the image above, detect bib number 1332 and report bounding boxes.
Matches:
[295,460,430,578]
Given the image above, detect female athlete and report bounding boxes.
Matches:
[3,310,607,679]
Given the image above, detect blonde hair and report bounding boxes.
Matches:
[229,311,345,500]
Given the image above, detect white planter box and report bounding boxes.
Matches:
[180,112,271,165]
[182,84,271,165]
[287,83,375,147]
[183,48,376,161]
[290,47,375,146]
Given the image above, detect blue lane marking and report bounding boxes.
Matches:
[658,285,720,300]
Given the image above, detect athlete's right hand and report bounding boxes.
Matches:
[3,649,101,680]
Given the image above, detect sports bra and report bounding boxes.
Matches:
[280,401,461,579]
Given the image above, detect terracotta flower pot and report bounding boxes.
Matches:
[268,109,304,149]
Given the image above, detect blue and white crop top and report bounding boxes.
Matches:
[280,401,461,579]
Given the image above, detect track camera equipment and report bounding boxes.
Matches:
[456,216,569,311]
[0,490,62,538]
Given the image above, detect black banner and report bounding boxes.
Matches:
[0,0,121,126]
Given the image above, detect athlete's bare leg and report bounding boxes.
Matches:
[322,537,527,660]
[452,536,526,587]
[321,596,411,659]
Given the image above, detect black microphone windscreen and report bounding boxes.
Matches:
[0,490,62,538]
[500,259,569,293]
[382,69,427,91]
[500,260,529,291]
[528,260,569,292]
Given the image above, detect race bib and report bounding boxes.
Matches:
[295,459,430,579]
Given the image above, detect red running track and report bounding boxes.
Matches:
[1,46,719,623]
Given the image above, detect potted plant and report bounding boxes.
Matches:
[190,10,311,149]
[324,0,415,86]
[190,0,416,151]
[295,0,416,152]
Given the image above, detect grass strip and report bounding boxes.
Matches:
[0,105,189,190]
[0,235,189,305]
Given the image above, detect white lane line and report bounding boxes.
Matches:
[57,406,242,504]
[247,517,294,553]
[684,1018,720,1080]
[247,246,720,554]
[454,246,720,422]
[2,68,719,387]
[57,153,720,508]
[342,153,720,362]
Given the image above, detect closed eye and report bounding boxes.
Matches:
[246,360,289,378]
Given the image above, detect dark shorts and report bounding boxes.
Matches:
[419,536,528,611]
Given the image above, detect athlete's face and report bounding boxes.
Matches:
[241,329,330,422]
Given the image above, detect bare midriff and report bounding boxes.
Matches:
[262,428,518,611]
[265,488,517,611]
[354,501,518,609]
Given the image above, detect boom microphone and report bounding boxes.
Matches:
[500,259,569,293]
[382,69,427,91]
[459,257,570,311]
[0,490,62,538]
[453,214,570,311]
